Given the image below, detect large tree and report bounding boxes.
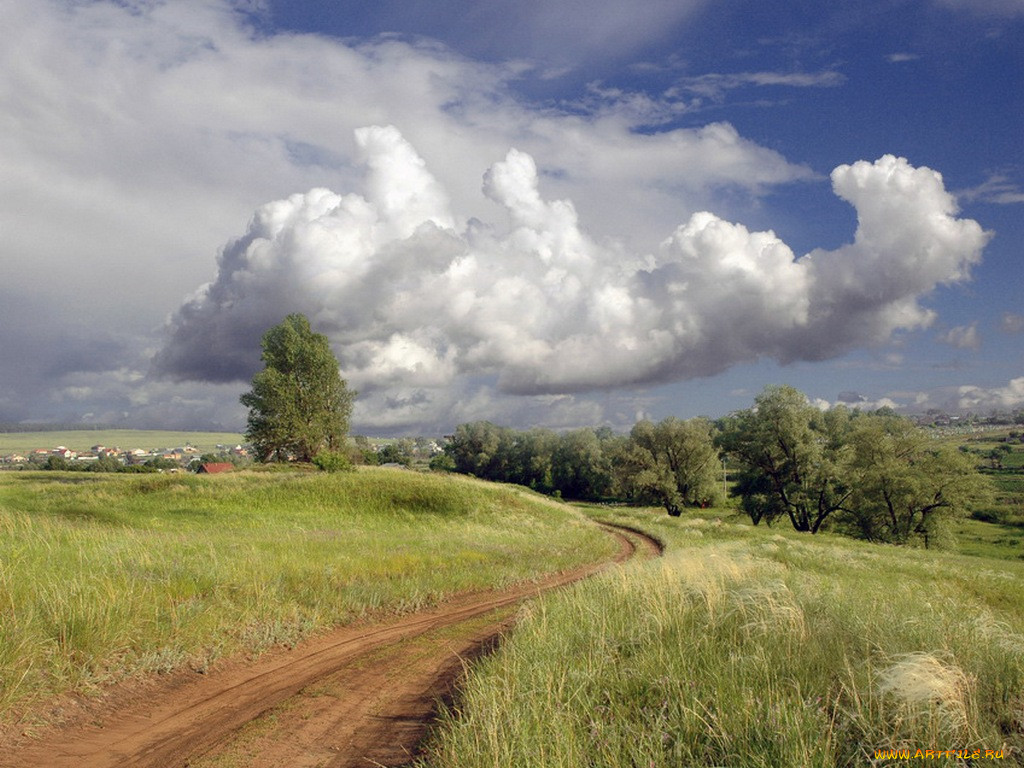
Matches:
[842,412,991,547]
[615,417,722,516]
[240,314,355,462]
[716,386,852,532]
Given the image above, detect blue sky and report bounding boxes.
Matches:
[1,0,1022,434]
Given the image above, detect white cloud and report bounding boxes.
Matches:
[673,70,845,100]
[938,322,981,349]
[886,53,921,63]
[155,134,990,430]
[958,173,1024,205]
[0,1,1001,434]
[1002,312,1024,334]
[0,0,816,430]
[854,376,1024,415]
[0,0,808,287]
[954,377,1024,410]
[827,395,901,412]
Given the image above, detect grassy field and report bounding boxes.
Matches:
[953,515,1024,561]
[0,468,616,721]
[421,507,1024,767]
[920,427,1024,560]
[0,429,245,455]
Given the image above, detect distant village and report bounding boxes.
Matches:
[0,442,250,471]
[911,409,1024,433]
[0,437,446,471]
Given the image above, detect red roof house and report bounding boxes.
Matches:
[197,462,234,474]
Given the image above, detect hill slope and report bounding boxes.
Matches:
[0,468,615,721]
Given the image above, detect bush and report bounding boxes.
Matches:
[428,453,456,472]
[971,507,1006,524]
[312,450,352,473]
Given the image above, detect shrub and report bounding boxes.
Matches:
[312,450,352,473]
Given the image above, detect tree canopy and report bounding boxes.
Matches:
[443,422,616,499]
[842,412,991,546]
[615,417,722,516]
[240,314,355,462]
[716,386,852,533]
[717,385,991,545]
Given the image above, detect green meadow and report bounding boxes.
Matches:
[422,508,1024,768]
[0,469,615,719]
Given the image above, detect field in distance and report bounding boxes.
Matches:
[0,429,245,455]
[0,468,616,724]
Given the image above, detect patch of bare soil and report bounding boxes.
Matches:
[2,524,660,768]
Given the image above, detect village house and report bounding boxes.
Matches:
[197,462,233,474]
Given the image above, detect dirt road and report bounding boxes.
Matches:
[3,524,661,768]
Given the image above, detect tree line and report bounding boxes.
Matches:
[441,417,724,515]
[443,385,991,548]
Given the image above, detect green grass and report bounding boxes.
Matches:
[953,517,1024,561]
[0,469,616,721]
[0,429,245,455]
[1002,452,1024,470]
[421,507,1024,768]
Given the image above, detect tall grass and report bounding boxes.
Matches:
[422,510,1024,767]
[0,469,615,720]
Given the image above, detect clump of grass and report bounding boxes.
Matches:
[420,508,1024,768]
[0,469,616,721]
[876,652,973,732]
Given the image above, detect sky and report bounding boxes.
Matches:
[2,0,1023,435]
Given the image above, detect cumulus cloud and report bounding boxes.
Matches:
[953,377,1024,410]
[0,0,815,430]
[0,1,1003,433]
[830,395,902,412]
[938,322,981,349]
[854,376,1024,416]
[155,131,990,429]
[1,0,809,294]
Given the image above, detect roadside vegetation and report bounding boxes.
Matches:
[0,468,615,721]
[422,507,1024,768]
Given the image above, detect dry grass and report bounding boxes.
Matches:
[420,507,1024,768]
